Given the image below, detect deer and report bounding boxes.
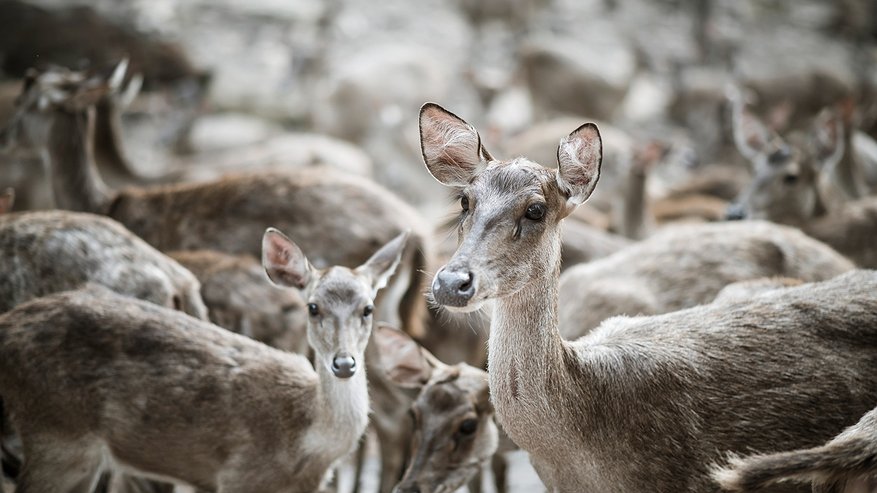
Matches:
[0,189,12,214]
[0,209,207,319]
[373,324,499,493]
[725,93,877,268]
[0,64,432,341]
[0,227,407,492]
[557,220,853,339]
[419,102,877,493]
[169,250,308,355]
[713,404,877,493]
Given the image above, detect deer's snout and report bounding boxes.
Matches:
[432,268,475,307]
[725,203,748,221]
[331,352,357,379]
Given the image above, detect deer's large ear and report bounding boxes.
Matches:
[262,228,313,289]
[812,108,845,172]
[556,122,602,211]
[374,324,437,389]
[356,230,408,297]
[731,99,774,161]
[419,103,492,187]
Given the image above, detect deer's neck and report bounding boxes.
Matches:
[303,360,370,460]
[46,109,113,214]
[488,237,569,445]
[832,122,863,200]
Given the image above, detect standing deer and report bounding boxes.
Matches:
[557,220,853,339]
[0,64,431,340]
[0,228,407,492]
[713,405,877,493]
[419,102,877,492]
[374,325,498,493]
[725,96,877,268]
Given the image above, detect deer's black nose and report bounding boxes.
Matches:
[725,203,747,221]
[432,268,475,307]
[331,352,356,378]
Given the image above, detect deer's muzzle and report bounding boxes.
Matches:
[432,268,475,307]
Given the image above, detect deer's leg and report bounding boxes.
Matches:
[16,437,103,493]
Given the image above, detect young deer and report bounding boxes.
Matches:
[373,325,498,493]
[420,102,877,493]
[0,209,207,319]
[557,220,853,339]
[169,250,308,354]
[713,405,877,493]
[0,228,406,492]
[726,97,877,268]
[1,65,431,339]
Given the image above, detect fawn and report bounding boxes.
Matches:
[420,102,877,492]
[0,228,407,492]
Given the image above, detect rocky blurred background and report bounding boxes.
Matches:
[1,0,874,225]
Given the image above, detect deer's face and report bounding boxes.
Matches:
[394,365,497,493]
[263,228,407,379]
[434,160,569,312]
[419,103,601,312]
[302,267,377,378]
[727,136,822,223]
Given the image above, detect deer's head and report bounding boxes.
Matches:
[419,103,601,312]
[262,228,407,379]
[726,101,843,223]
[375,325,497,493]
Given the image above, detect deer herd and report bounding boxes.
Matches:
[0,57,876,493]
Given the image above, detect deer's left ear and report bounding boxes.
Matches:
[556,122,602,214]
[374,324,435,389]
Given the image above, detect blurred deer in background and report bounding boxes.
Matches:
[726,93,877,268]
[420,101,877,493]
[0,63,432,341]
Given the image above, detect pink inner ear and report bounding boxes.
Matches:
[266,234,292,266]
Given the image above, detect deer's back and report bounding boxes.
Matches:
[109,170,427,268]
[0,287,316,487]
[558,220,853,339]
[556,270,877,493]
[0,210,203,316]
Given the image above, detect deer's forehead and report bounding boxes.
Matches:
[471,159,555,199]
[310,267,370,304]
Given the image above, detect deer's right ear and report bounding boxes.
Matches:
[262,228,313,289]
[374,324,434,389]
[419,102,492,187]
[556,123,602,211]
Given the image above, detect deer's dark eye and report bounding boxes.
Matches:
[307,303,319,316]
[459,418,478,435]
[363,305,374,317]
[525,203,546,221]
[783,174,799,185]
[460,195,470,212]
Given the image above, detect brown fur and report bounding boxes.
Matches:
[714,406,877,493]
[0,210,207,319]
[557,220,853,340]
[169,250,308,354]
[420,103,877,493]
[375,326,498,493]
[3,66,432,341]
